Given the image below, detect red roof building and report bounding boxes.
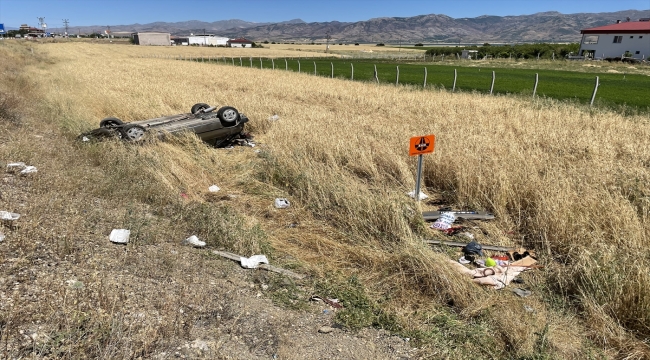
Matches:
[578,19,650,60]
[227,38,254,48]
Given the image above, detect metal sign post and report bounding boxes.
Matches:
[409,135,436,202]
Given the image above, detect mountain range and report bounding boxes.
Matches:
[66,10,650,43]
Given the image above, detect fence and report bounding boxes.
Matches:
[139,54,637,109]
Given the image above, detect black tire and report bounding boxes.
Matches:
[217,106,240,123]
[121,124,147,141]
[191,103,210,114]
[99,117,124,128]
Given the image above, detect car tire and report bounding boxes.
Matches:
[99,117,124,128]
[217,106,240,124]
[191,103,210,114]
[121,124,147,141]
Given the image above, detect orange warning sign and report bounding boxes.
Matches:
[409,135,435,156]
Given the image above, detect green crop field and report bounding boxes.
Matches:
[198,57,650,114]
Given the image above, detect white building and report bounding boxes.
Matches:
[187,35,229,46]
[578,19,650,60]
[227,38,254,48]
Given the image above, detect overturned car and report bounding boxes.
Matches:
[85,103,251,147]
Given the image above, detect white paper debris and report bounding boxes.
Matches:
[0,211,20,221]
[268,115,280,121]
[0,232,5,242]
[240,255,269,269]
[109,229,130,244]
[208,185,221,193]
[431,212,456,230]
[82,136,90,142]
[274,198,290,209]
[6,162,26,172]
[183,235,206,248]
[20,166,37,175]
[407,190,429,200]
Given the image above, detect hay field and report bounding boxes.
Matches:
[2,41,650,358]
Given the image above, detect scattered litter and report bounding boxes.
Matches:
[66,279,85,289]
[323,309,331,315]
[244,141,256,147]
[212,250,305,279]
[109,229,130,244]
[82,136,90,142]
[460,232,475,240]
[310,295,344,309]
[426,239,514,252]
[441,226,465,235]
[422,210,495,221]
[268,114,280,121]
[524,305,535,313]
[485,257,497,267]
[463,241,484,257]
[6,162,26,172]
[407,190,428,201]
[180,192,189,199]
[183,235,206,248]
[511,288,532,298]
[274,198,290,209]
[240,254,269,269]
[431,212,456,230]
[20,166,37,175]
[458,256,471,264]
[0,232,4,242]
[0,211,20,221]
[208,185,220,193]
[318,326,334,334]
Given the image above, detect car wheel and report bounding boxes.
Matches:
[217,106,240,123]
[99,117,124,128]
[121,124,147,141]
[191,103,210,114]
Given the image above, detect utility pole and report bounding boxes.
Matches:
[203,28,206,46]
[106,25,111,39]
[325,30,331,53]
[62,19,69,38]
[37,17,47,36]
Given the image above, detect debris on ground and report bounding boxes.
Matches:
[0,211,20,221]
[0,232,5,242]
[109,229,130,244]
[407,190,428,200]
[183,235,206,248]
[268,114,280,122]
[422,210,495,221]
[425,239,514,252]
[274,198,290,209]
[448,249,539,289]
[240,255,270,269]
[431,212,456,230]
[6,162,26,172]
[208,185,221,193]
[310,295,344,309]
[511,288,532,298]
[20,166,37,175]
[212,250,305,279]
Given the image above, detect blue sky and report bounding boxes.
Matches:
[0,0,648,29]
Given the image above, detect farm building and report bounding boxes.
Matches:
[578,18,650,60]
[227,38,254,48]
[133,32,171,46]
[461,50,478,59]
[188,35,229,46]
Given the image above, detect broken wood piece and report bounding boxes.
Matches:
[422,210,495,221]
[212,250,306,280]
[425,239,514,252]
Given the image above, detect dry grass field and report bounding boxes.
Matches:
[1,40,649,359]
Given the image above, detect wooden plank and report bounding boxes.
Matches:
[422,211,495,221]
[424,240,514,252]
[212,250,306,280]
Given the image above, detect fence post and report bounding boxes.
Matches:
[232,57,234,66]
[374,64,379,83]
[490,71,495,95]
[260,58,263,69]
[590,76,600,106]
[314,61,316,75]
[532,73,539,98]
[298,60,301,73]
[351,63,354,80]
[452,69,457,92]
[396,66,399,85]
[442,54,445,62]
[250,57,252,68]
[423,67,427,88]
[272,59,275,70]
[240,57,242,66]
[331,62,334,78]
[285,58,288,71]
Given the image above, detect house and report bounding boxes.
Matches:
[133,32,171,46]
[227,38,254,48]
[578,18,650,60]
[461,50,478,59]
